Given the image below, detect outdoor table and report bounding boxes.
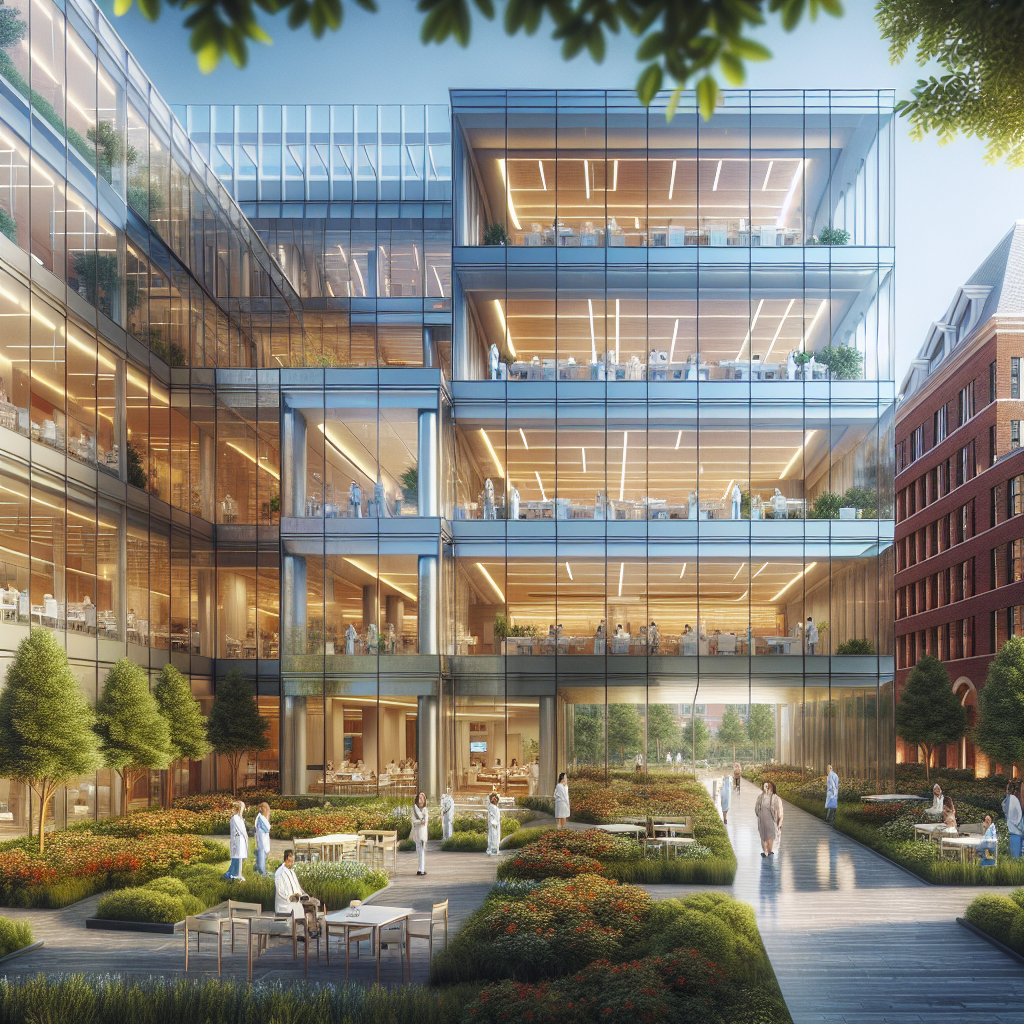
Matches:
[860,794,928,804]
[653,822,693,838]
[655,837,697,858]
[913,823,954,842]
[595,824,646,838]
[324,905,413,981]
[939,835,988,863]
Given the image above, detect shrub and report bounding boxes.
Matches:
[498,846,603,880]
[501,826,556,850]
[964,893,1022,947]
[440,831,487,852]
[815,344,863,380]
[836,638,874,655]
[143,877,193,899]
[0,917,32,959]
[96,887,203,924]
[1009,909,1024,955]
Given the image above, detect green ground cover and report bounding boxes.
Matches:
[0,917,32,959]
[746,764,1024,885]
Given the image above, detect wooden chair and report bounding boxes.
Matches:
[407,900,448,960]
[225,899,262,953]
[184,915,233,976]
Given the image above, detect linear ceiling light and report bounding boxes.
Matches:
[581,447,587,473]
[494,299,516,357]
[476,562,505,603]
[615,299,621,363]
[619,430,628,501]
[612,159,619,191]
[679,563,687,578]
[618,562,624,597]
[588,298,597,362]
[735,299,764,360]
[565,562,573,581]
[227,442,280,480]
[780,429,817,479]
[761,160,773,191]
[534,471,547,502]
[319,424,377,481]
[770,562,818,602]
[733,562,746,580]
[480,429,504,478]
[764,298,795,362]
[735,589,748,602]
[497,158,522,230]
[713,160,722,191]
[538,160,547,190]
[669,318,681,365]
[668,159,678,200]
[344,558,418,602]
[675,430,682,450]
[519,427,529,450]
[800,299,828,351]
[751,562,768,580]
[583,158,590,200]
[776,159,805,228]
[722,479,736,501]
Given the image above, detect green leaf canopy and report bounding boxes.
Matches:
[154,663,211,763]
[974,636,1024,772]
[95,658,174,775]
[895,654,967,782]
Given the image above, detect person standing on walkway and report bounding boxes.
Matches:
[554,772,570,829]
[755,782,780,857]
[254,801,271,875]
[412,791,429,876]
[222,801,248,880]
[733,762,742,792]
[1002,781,1023,859]
[486,793,502,855]
[720,772,732,824]
[440,786,455,841]
[770,781,784,846]
[825,765,839,825]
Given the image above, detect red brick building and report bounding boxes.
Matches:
[895,222,1024,774]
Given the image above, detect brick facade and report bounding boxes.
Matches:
[895,321,1024,774]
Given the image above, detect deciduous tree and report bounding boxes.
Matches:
[746,703,775,762]
[0,630,101,853]
[895,654,967,783]
[606,702,643,765]
[974,636,1024,774]
[95,659,174,811]
[646,703,679,762]
[717,705,747,763]
[207,669,269,795]
[154,664,211,807]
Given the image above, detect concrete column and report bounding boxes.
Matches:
[281,696,307,795]
[418,555,438,655]
[281,405,307,518]
[283,554,307,655]
[416,694,438,801]
[199,429,215,522]
[362,706,379,774]
[422,326,435,369]
[417,409,438,517]
[538,695,556,797]
[385,595,404,636]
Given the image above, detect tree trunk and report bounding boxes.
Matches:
[37,782,54,855]
[922,744,932,784]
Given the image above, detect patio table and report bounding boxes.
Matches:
[913,823,955,842]
[595,824,646,838]
[293,833,361,862]
[939,835,987,864]
[860,794,928,804]
[324,905,413,981]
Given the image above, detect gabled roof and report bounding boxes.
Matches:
[900,221,1024,402]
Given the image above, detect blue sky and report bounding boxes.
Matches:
[100,0,1024,385]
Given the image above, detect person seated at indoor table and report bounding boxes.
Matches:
[386,759,398,773]
[682,624,693,635]
[510,758,518,768]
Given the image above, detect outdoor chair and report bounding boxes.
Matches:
[184,914,235,976]
[407,900,449,960]
[225,899,262,952]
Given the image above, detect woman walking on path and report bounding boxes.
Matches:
[486,793,502,855]
[554,772,570,829]
[720,772,732,824]
[412,791,429,876]
[755,783,780,857]
[733,763,742,792]
[223,801,248,880]
[770,781,784,846]
[254,801,271,875]
[824,766,839,825]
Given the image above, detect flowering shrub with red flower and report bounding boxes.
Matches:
[463,949,726,1024]
[0,828,225,907]
[498,829,644,882]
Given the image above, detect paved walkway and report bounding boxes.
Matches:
[668,777,1024,1024]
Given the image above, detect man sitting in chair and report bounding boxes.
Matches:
[275,849,320,939]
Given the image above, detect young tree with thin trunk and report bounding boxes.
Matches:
[0,630,101,853]
[895,654,967,784]
[974,636,1024,775]
[154,663,211,807]
[207,669,269,796]
[717,705,747,764]
[95,658,174,812]
[747,704,775,762]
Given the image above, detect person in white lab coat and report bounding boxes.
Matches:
[411,791,429,875]
[554,772,570,829]
[486,793,502,855]
[825,765,840,825]
[441,787,455,840]
[254,801,272,875]
[720,773,732,824]
[806,617,819,655]
[222,801,248,880]
[274,849,320,938]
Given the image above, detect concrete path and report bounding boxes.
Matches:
[660,777,1024,1024]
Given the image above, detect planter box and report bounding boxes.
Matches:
[85,917,181,934]
[0,940,43,965]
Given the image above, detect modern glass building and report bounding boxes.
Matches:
[0,0,896,829]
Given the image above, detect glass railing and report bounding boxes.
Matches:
[494,356,834,383]
[456,633,827,656]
